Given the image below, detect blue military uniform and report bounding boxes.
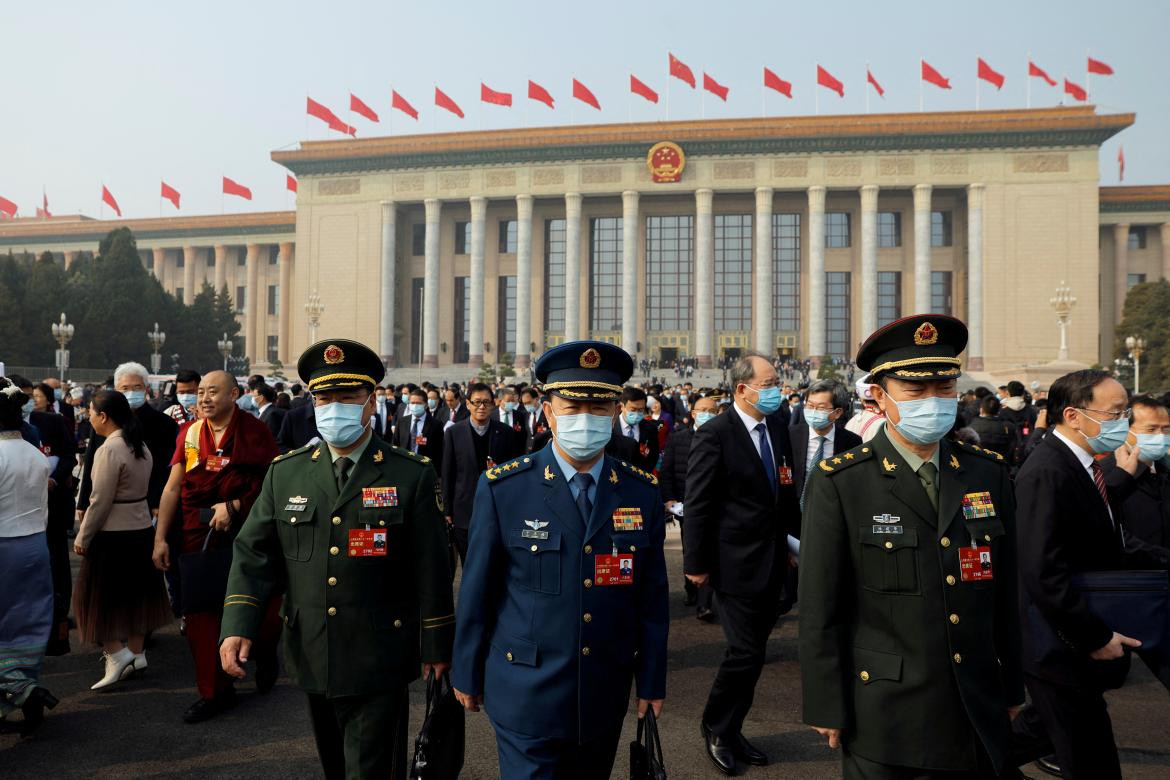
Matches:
[452,341,669,779]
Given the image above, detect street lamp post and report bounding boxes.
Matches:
[217,332,233,372]
[305,291,325,344]
[1126,335,1147,394]
[51,312,74,380]
[1049,282,1077,361]
[147,322,166,375]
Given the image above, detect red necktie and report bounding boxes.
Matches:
[1090,462,1110,507]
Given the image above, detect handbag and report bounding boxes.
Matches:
[410,670,465,780]
[629,710,666,780]
[178,529,234,615]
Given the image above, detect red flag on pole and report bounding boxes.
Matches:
[630,75,659,103]
[816,65,844,97]
[222,176,252,200]
[668,53,696,88]
[1117,145,1125,181]
[307,97,356,136]
[977,58,1005,89]
[0,195,17,218]
[36,192,51,218]
[702,73,729,101]
[434,87,465,118]
[481,83,513,107]
[1088,56,1114,76]
[101,185,121,217]
[287,175,298,193]
[527,80,554,108]
[572,78,601,110]
[763,67,792,98]
[921,60,952,89]
[350,93,380,122]
[1028,61,1057,87]
[160,181,181,209]
[866,67,885,97]
[392,90,418,120]
[1063,78,1087,102]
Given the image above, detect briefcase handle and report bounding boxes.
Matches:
[636,709,665,774]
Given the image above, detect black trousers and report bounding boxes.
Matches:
[1018,672,1122,780]
[702,587,781,738]
[842,745,1018,779]
[450,526,469,569]
[45,491,75,627]
[307,688,409,780]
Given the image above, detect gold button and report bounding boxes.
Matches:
[393,619,402,628]
[289,518,297,524]
[581,647,591,656]
[584,545,592,554]
[584,579,592,588]
[884,541,894,549]
[328,577,337,586]
[940,537,951,548]
[859,670,870,682]
[531,544,538,552]
[946,575,957,586]
[330,546,340,556]
[327,607,337,616]
[332,517,341,525]
[629,545,636,552]
[949,614,960,625]
[282,615,289,624]
[506,651,514,662]
[953,653,962,664]
[583,613,592,623]
[380,520,387,527]
[984,534,992,542]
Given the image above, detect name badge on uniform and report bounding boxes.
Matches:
[612,508,643,532]
[961,491,996,520]
[348,528,388,557]
[778,465,794,486]
[959,545,994,581]
[362,486,398,508]
[205,455,231,472]
[595,554,634,585]
[284,496,309,512]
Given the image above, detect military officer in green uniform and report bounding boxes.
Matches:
[799,315,1024,779]
[220,339,454,780]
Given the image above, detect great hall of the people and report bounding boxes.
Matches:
[2,105,1168,376]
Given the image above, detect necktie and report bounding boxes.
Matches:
[1090,462,1110,507]
[918,461,939,512]
[572,472,595,522]
[756,423,778,495]
[801,436,826,511]
[412,419,422,453]
[335,456,352,492]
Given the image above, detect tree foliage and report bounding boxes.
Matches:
[1115,280,1170,394]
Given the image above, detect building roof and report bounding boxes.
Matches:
[0,210,295,247]
[1099,185,1170,214]
[274,106,1135,176]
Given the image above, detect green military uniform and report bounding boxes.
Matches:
[799,315,1024,779]
[221,339,454,780]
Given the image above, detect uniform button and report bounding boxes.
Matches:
[584,579,592,588]
[859,671,870,682]
[984,534,992,542]
[330,546,340,556]
[953,653,963,664]
[629,545,636,552]
[946,575,957,586]
[506,652,514,663]
[393,619,403,628]
[327,607,337,616]
[584,545,592,554]
[380,521,387,527]
[581,647,591,656]
[949,614,960,625]
[289,518,297,524]
[884,541,894,550]
[583,613,592,623]
[328,577,338,586]
[940,537,951,548]
[531,545,538,552]
[332,516,342,526]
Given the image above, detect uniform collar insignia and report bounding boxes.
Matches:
[949,454,960,470]
[544,465,555,481]
[882,457,898,472]
[374,449,384,463]
[609,468,619,484]
[311,448,321,461]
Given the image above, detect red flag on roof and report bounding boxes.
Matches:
[1088,56,1114,76]
[307,97,341,127]
[222,176,252,200]
[1117,145,1125,181]
[702,73,729,101]
[1028,60,1057,87]
[668,53,695,88]
[528,80,554,109]
[630,74,659,103]
[101,185,121,217]
[867,67,885,97]
[392,90,418,120]
[977,58,1004,89]
[481,83,512,107]
[350,93,379,122]
[816,65,844,97]
[36,192,51,218]
[0,195,17,218]
[763,67,792,98]
[572,78,601,110]
[1063,78,1087,102]
[160,181,180,209]
[921,60,952,89]
[434,87,464,118]
[287,175,298,193]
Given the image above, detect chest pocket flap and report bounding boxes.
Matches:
[854,646,903,684]
[859,526,920,594]
[508,529,562,595]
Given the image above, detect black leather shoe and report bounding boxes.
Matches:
[732,732,768,766]
[1034,755,1061,777]
[701,722,737,776]
[255,649,279,694]
[183,690,236,724]
[697,607,717,623]
[19,687,58,738]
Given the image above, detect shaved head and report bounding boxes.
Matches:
[198,370,240,424]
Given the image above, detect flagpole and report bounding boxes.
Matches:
[865,63,870,114]
[919,58,924,112]
[701,68,706,120]
[666,76,670,122]
[976,77,981,111]
[814,65,819,116]
[1085,48,1091,102]
[1025,54,1032,109]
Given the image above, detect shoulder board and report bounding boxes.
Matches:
[953,439,1006,464]
[485,455,536,482]
[616,460,658,487]
[818,443,874,476]
[386,444,431,466]
[271,444,312,464]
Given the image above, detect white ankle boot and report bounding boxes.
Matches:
[92,647,135,690]
[119,653,147,680]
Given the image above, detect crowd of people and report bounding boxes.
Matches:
[1,313,1168,780]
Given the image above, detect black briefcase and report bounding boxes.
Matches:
[410,670,465,780]
[629,710,667,780]
[178,529,233,615]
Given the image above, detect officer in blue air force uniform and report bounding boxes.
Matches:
[453,340,669,779]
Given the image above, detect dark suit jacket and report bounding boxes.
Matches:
[1100,455,1170,550]
[683,406,799,595]
[496,407,528,454]
[607,419,661,473]
[29,411,76,490]
[659,426,694,504]
[435,403,470,427]
[78,402,177,512]
[441,419,524,529]
[277,402,319,453]
[788,421,862,505]
[394,413,445,463]
[525,408,552,454]
[259,404,287,441]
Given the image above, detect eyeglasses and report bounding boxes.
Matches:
[804,404,837,412]
[1076,407,1131,422]
[468,399,494,408]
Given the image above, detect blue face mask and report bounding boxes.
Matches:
[314,401,369,447]
[1082,414,1129,455]
[747,386,782,416]
[553,412,613,460]
[401,393,409,405]
[177,393,198,409]
[427,398,439,411]
[694,411,716,429]
[53,388,63,401]
[889,396,958,445]
[804,409,834,431]
[625,410,645,426]
[21,398,34,420]
[524,404,538,416]
[505,400,518,412]
[124,390,147,410]
[409,402,426,418]
[1134,433,1169,463]
[236,394,256,413]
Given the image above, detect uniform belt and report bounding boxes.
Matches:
[113,496,148,504]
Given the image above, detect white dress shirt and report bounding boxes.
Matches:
[621,421,640,442]
[806,424,836,468]
[732,402,769,460]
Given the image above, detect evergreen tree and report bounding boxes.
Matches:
[1115,280,1170,393]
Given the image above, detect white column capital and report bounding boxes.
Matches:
[755,186,774,208]
[860,183,880,202]
[807,184,826,200]
[695,188,714,211]
[1112,222,1130,239]
[913,183,933,200]
[516,193,534,208]
[622,190,640,207]
[565,192,583,214]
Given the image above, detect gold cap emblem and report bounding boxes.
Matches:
[323,344,345,364]
[579,348,601,369]
[913,322,939,346]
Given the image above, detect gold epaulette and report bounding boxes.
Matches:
[272,444,312,464]
[818,444,874,475]
[485,456,536,482]
[386,444,432,465]
[617,460,658,486]
[954,439,1006,463]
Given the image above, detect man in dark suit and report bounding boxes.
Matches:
[253,383,287,441]
[394,387,445,463]
[607,386,661,473]
[521,386,552,453]
[1013,369,1170,779]
[1106,395,1170,547]
[684,354,800,774]
[436,386,469,428]
[442,382,525,568]
[276,399,319,452]
[789,379,863,507]
[495,385,528,453]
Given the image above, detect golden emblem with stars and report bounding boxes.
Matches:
[323,344,345,364]
[579,348,602,369]
[913,322,939,346]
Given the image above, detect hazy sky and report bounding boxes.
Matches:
[3,0,1165,218]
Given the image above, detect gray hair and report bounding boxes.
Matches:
[729,352,771,387]
[806,379,850,411]
[113,361,150,386]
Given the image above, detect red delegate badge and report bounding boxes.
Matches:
[959,546,994,582]
[595,554,634,585]
[349,528,388,557]
[205,455,231,472]
[778,465,794,485]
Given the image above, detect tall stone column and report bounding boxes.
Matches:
[214,245,228,294]
[859,185,880,339]
[966,184,985,370]
[515,194,534,369]
[694,188,715,368]
[245,243,262,363]
[379,202,397,365]
[278,242,294,364]
[469,196,487,366]
[807,186,827,359]
[564,193,583,342]
[753,187,774,355]
[621,190,640,357]
[182,245,198,304]
[1113,223,1130,325]
[154,248,168,289]
[913,184,933,313]
[63,251,77,271]
[422,198,441,369]
[1161,223,1170,282]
